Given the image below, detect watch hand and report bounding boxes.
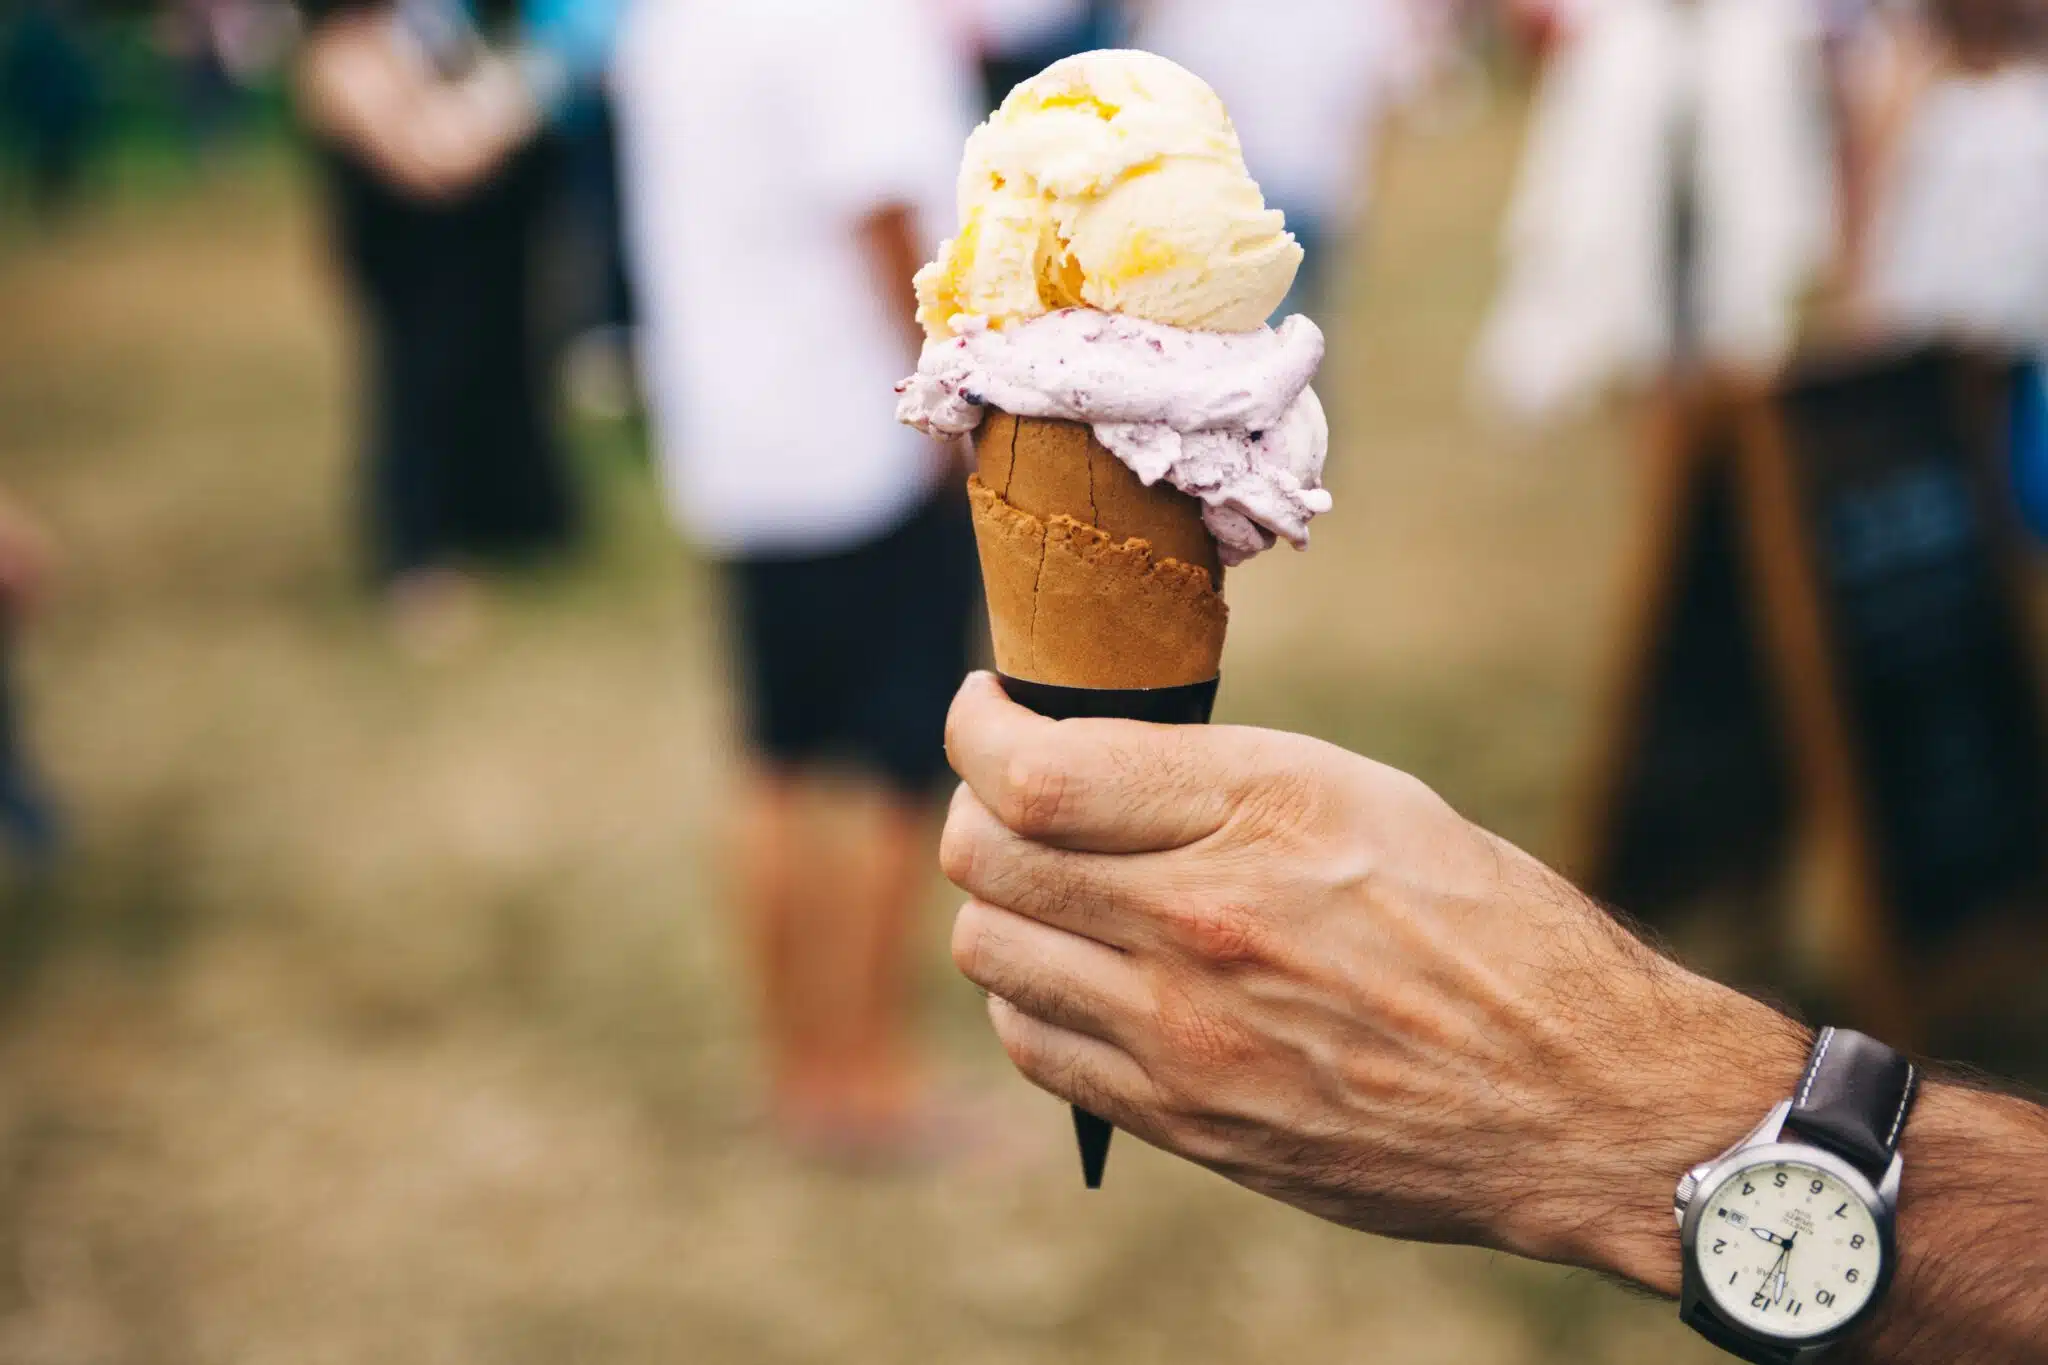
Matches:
[1753,1241,1793,1306]
[1751,1226,1789,1248]
[1773,1234,1797,1304]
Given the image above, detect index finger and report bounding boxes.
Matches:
[943,671,1240,854]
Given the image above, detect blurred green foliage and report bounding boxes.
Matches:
[0,8,295,213]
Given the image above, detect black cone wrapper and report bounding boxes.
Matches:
[995,673,1221,1187]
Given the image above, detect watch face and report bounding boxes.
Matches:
[1695,1159,1884,1339]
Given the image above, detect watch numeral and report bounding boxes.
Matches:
[1834,1203,1849,1218]
[1817,1290,1837,1307]
[1846,1268,1861,1284]
[1773,1172,1788,1188]
[1788,1301,1803,1317]
[1811,1179,1826,1194]
[1741,1181,1756,1196]
[1712,1239,1727,1255]
[1850,1233,1865,1248]
[1729,1271,1740,1285]
[1751,1293,1771,1311]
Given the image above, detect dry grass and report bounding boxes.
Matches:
[0,110,1738,1365]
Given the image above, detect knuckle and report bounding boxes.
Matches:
[999,749,1074,838]
[1151,975,1256,1073]
[991,999,1045,1075]
[942,701,967,772]
[1354,755,1454,829]
[1167,899,1268,968]
[949,904,987,981]
[1143,1069,1228,1160]
[937,814,978,888]
[955,909,1029,998]
[991,1000,1105,1113]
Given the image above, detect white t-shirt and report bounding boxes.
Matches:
[613,0,975,555]
[1868,65,2048,349]
[1136,0,1414,222]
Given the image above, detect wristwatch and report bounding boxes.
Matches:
[1673,1027,1918,1362]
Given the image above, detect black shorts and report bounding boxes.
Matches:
[726,480,980,796]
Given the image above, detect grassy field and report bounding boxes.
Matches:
[0,105,1744,1365]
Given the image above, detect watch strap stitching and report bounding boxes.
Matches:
[1796,1026,1835,1109]
[1885,1064,1917,1151]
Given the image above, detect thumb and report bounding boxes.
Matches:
[945,672,1248,854]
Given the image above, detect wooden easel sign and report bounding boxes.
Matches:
[1578,347,2048,1037]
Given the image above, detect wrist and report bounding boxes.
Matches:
[1508,965,1813,1296]
[1847,1078,2048,1364]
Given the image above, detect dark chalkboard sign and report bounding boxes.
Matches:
[1772,350,2048,955]
[1578,350,2048,1036]
[1578,389,1796,918]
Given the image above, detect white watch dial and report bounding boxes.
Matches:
[1696,1160,1884,1339]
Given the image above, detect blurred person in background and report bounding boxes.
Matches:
[1133,0,1427,319]
[294,0,617,649]
[1472,0,1838,421]
[613,0,981,1157]
[1506,0,1586,56]
[0,491,58,867]
[0,0,102,214]
[158,0,300,159]
[1840,0,2048,536]
[971,0,1123,111]
[1847,0,2048,350]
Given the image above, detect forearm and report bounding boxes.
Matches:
[1533,954,2048,1364]
[297,14,535,199]
[857,203,928,367]
[1500,955,1813,1292]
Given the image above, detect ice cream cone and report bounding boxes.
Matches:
[965,412,1227,1188]
[903,50,1332,1198]
[969,414,1226,691]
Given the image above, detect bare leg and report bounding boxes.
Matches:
[828,785,934,1126]
[732,762,812,1111]
[733,762,939,1145]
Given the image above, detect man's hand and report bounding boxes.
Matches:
[941,672,1809,1287]
[943,673,2048,1362]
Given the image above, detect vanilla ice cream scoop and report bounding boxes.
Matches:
[914,50,1303,339]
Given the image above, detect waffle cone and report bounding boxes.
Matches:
[969,415,1225,690]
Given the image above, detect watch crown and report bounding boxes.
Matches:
[1675,1171,1699,1212]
